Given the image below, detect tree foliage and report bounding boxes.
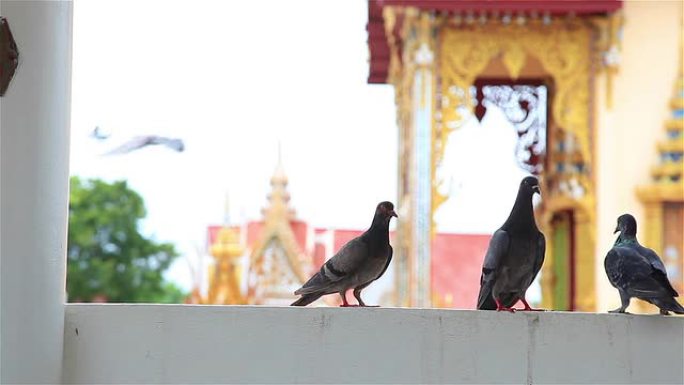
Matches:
[67,177,186,303]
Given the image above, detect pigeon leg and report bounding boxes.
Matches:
[519,298,545,311]
[608,290,631,313]
[339,291,358,307]
[353,287,379,307]
[495,298,516,312]
[353,288,366,306]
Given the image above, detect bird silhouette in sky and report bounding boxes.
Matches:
[91,125,184,155]
[102,135,185,156]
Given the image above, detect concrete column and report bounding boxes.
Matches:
[1,1,73,383]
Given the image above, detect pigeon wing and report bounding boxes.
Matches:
[636,245,679,297]
[604,248,623,289]
[102,136,152,155]
[648,268,679,298]
[606,246,675,298]
[294,237,368,295]
[477,229,509,309]
[531,232,546,282]
[153,136,185,152]
[636,244,669,274]
[374,245,393,281]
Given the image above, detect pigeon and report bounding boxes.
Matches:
[291,201,397,307]
[604,214,684,315]
[90,126,110,141]
[103,135,185,155]
[477,176,546,312]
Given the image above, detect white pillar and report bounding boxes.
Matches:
[1,1,73,383]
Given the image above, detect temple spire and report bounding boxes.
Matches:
[247,146,309,304]
[265,143,295,220]
[649,53,683,185]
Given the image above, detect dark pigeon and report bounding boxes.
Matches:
[103,135,185,155]
[477,176,546,312]
[604,214,684,315]
[291,201,397,307]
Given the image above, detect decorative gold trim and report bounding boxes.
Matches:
[652,163,684,179]
[637,184,684,203]
[665,118,684,132]
[207,227,246,305]
[657,140,684,153]
[589,9,624,108]
[438,19,597,311]
[635,29,684,312]
[245,161,312,304]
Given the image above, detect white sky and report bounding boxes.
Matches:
[70,0,535,296]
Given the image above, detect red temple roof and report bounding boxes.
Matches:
[367,0,623,83]
[208,221,492,309]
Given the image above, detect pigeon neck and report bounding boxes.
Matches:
[614,232,637,246]
[502,190,537,233]
[367,214,390,240]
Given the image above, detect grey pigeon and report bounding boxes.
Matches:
[477,176,546,311]
[103,135,185,155]
[291,201,397,307]
[604,214,684,315]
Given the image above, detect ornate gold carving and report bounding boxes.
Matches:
[590,9,624,108]
[207,227,246,304]
[636,48,684,252]
[438,19,598,311]
[502,42,527,80]
[201,158,314,305]
[385,9,620,309]
[246,160,311,304]
[635,32,684,312]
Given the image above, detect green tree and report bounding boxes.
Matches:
[67,176,186,303]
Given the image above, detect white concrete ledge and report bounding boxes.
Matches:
[62,304,684,384]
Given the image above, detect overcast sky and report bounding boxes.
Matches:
[70,0,533,295]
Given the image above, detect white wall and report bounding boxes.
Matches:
[0,1,72,383]
[63,305,683,384]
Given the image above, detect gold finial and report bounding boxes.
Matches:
[271,141,288,186]
[265,143,295,220]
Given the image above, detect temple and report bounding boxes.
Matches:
[193,1,683,312]
[365,0,683,311]
[194,158,492,308]
[2,2,683,384]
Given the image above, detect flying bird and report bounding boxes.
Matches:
[604,214,684,315]
[90,126,110,141]
[291,201,397,307]
[102,135,185,156]
[477,176,546,312]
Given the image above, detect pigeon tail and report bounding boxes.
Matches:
[290,292,323,307]
[650,297,684,314]
[477,289,497,310]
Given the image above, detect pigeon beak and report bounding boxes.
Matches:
[613,226,619,234]
[390,210,398,218]
[532,186,541,196]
